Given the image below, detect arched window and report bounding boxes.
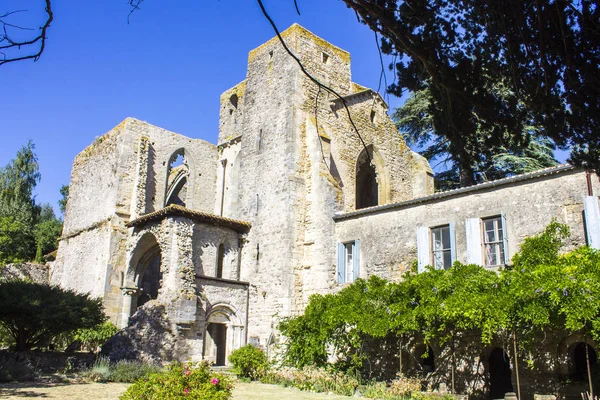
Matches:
[165,149,189,207]
[570,342,597,381]
[129,233,162,309]
[356,147,379,209]
[216,244,225,278]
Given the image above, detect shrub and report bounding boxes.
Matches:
[228,344,269,380]
[0,280,105,351]
[74,321,118,352]
[83,356,110,382]
[109,359,162,383]
[120,361,233,400]
[261,366,359,396]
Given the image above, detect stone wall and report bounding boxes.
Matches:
[334,167,599,281]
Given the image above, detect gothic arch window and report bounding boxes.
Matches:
[165,149,189,207]
[415,344,435,373]
[570,342,597,381]
[128,233,163,309]
[355,145,390,210]
[216,243,225,278]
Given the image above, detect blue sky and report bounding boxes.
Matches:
[1,0,405,215]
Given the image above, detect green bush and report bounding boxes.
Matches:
[74,321,118,352]
[0,280,105,351]
[120,361,233,400]
[83,357,110,382]
[109,359,162,383]
[261,366,359,396]
[228,344,269,380]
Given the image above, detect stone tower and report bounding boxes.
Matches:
[216,24,432,346]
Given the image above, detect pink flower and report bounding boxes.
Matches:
[184,370,191,376]
[183,388,189,395]
[211,378,219,385]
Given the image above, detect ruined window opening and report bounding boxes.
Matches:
[570,342,597,381]
[489,348,513,399]
[322,52,329,64]
[370,109,376,124]
[269,50,274,59]
[216,244,225,278]
[229,94,238,109]
[165,150,189,207]
[136,246,162,309]
[258,129,263,151]
[356,148,379,209]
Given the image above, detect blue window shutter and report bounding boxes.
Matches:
[501,213,509,264]
[353,239,360,281]
[584,196,600,249]
[416,227,430,273]
[337,243,345,284]
[449,221,456,265]
[465,218,483,265]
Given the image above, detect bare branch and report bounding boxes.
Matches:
[0,0,53,66]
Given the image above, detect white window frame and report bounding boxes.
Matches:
[430,225,453,270]
[482,215,508,267]
[417,223,456,272]
[337,240,360,284]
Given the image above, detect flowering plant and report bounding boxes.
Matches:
[120,361,233,400]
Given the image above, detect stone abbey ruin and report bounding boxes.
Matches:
[50,24,600,398]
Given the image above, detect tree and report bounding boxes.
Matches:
[339,0,600,184]
[58,185,69,215]
[0,280,105,351]
[395,88,558,190]
[0,141,41,264]
[33,203,62,262]
[0,0,53,66]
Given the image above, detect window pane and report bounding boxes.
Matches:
[441,226,450,249]
[485,244,497,266]
[433,251,443,269]
[432,228,443,251]
[345,243,353,283]
[443,250,452,270]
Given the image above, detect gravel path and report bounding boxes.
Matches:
[0,381,354,399]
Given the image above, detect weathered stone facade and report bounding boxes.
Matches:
[51,24,600,398]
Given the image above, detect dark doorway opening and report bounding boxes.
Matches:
[571,342,597,381]
[208,323,227,366]
[415,344,435,373]
[489,348,513,399]
[134,240,162,310]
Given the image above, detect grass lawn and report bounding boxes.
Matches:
[0,381,354,399]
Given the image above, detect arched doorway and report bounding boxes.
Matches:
[415,344,435,373]
[570,342,597,381]
[489,348,513,399]
[136,245,162,308]
[204,305,243,366]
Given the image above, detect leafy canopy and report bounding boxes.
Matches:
[342,0,600,184]
[0,280,105,351]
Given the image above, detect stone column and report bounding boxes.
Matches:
[119,287,139,328]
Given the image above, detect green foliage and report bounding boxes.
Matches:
[58,185,69,215]
[120,361,233,400]
[108,359,162,383]
[74,321,118,352]
[346,0,600,177]
[0,280,106,351]
[261,366,359,396]
[280,222,600,374]
[84,356,111,382]
[228,344,269,380]
[33,204,62,262]
[83,357,162,383]
[394,88,558,190]
[0,142,63,265]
